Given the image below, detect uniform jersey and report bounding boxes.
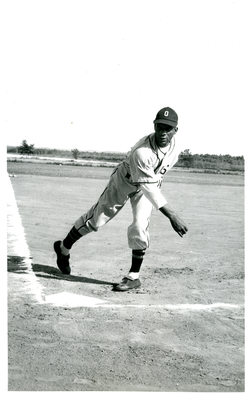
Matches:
[123,133,179,209]
[74,132,180,250]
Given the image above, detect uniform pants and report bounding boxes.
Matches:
[74,163,153,250]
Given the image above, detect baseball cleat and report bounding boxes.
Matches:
[53,241,71,275]
[113,277,141,291]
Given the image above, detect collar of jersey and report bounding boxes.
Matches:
[149,133,173,155]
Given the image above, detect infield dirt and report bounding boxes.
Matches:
[7,162,245,392]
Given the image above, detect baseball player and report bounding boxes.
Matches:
[54,107,188,291]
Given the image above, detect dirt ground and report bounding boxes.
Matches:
[7,162,245,392]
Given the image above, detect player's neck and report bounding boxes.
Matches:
[158,143,171,155]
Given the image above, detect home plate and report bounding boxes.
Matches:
[44,292,108,307]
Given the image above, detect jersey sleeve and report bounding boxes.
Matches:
[140,183,167,210]
[129,148,167,209]
[129,148,158,184]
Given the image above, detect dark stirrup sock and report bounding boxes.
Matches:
[129,249,146,273]
[63,226,83,250]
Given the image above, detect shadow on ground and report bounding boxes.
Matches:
[7,256,126,289]
[32,263,116,286]
[7,255,32,273]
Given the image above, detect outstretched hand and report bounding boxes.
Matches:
[169,215,188,237]
[159,204,188,237]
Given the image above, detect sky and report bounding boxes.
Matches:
[2,0,249,156]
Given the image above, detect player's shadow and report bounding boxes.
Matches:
[31,263,116,285]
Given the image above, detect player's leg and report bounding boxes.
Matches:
[114,191,153,291]
[127,190,153,250]
[74,176,128,236]
[54,165,133,274]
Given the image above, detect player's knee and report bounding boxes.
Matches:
[128,221,149,237]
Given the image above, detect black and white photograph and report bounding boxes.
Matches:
[4,0,248,396]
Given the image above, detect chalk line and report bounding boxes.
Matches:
[44,292,244,310]
[7,175,45,303]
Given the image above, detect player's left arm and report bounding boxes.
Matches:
[159,203,188,237]
[140,183,188,237]
[130,145,188,237]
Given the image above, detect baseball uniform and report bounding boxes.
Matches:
[73,132,179,249]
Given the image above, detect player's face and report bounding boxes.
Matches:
[154,123,177,148]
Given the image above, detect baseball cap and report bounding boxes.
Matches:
[153,107,178,127]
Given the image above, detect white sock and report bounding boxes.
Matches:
[127,272,139,280]
[60,242,70,256]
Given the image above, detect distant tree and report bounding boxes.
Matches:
[179,149,193,168]
[18,140,35,155]
[71,148,80,159]
[7,146,18,154]
[223,154,233,164]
